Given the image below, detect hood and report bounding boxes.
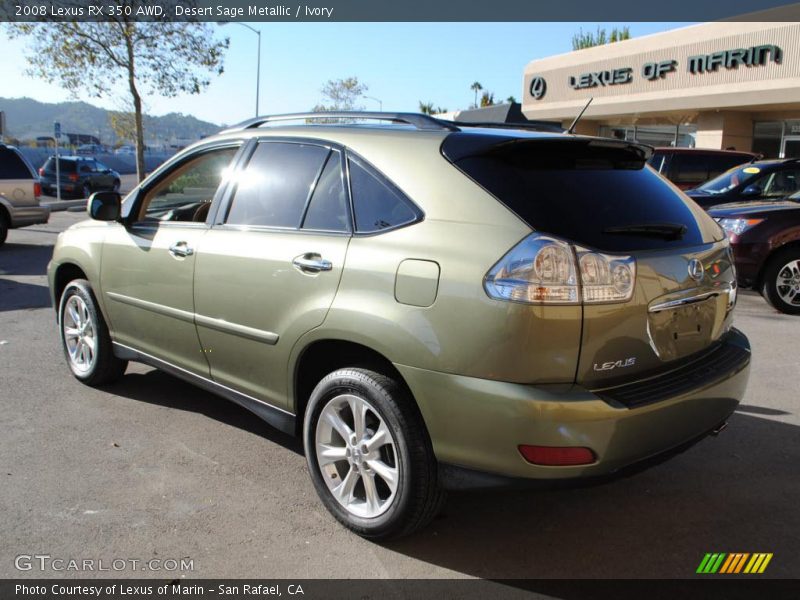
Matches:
[708,200,800,218]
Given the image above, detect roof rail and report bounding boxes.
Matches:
[220,111,460,134]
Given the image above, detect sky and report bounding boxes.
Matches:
[0,22,690,126]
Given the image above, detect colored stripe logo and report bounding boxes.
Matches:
[696,553,773,574]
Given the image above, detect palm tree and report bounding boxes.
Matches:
[418,101,435,115]
[470,82,483,108]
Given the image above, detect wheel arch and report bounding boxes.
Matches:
[53,262,90,308]
[292,338,423,438]
[757,239,800,289]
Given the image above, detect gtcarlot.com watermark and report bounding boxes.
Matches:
[15,554,194,573]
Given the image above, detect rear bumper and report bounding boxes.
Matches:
[9,205,50,228]
[396,328,750,482]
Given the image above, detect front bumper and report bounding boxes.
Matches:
[396,328,750,481]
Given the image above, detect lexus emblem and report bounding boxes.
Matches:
[688,259,704,282]
[529,76,547,100]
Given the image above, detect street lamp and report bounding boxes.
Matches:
[362,95,383,111]
[218,21,262,117]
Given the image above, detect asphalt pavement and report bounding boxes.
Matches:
[0,211,798,581]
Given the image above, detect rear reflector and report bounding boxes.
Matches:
[33,182,41,197]
[518,445,596,466]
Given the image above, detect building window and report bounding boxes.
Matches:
[752,122,782,159]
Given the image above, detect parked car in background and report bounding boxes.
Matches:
[115,145,135,155]
[76,144,105,156]
[648,147,757,190]
[47,112,749,539]
[710,197,800,314]
[686,159,800,209]
[0,143,50,246]
[39,156,121,199]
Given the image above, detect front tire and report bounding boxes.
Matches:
[303,368,445,540]
[0,211,8,247]
[59,279,127,385]
[761,248,800,315]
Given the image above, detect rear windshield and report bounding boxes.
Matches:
[43,157,78,173]
[445,137,708,252]
[0,147,35,179]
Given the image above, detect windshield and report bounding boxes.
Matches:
[697,164,763,194]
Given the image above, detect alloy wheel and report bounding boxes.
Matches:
[315,394,400,519]
[775,259,800,306]
[62,295,96,373]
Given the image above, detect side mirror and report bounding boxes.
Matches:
[741,185,762,197]
[88,191,121,221]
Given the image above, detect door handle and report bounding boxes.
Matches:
[168,242,194,258]
[293,253,332,273]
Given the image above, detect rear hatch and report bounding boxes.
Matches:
[41,157,78,183]
[442,133,736,389]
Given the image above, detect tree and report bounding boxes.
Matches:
[419,101,435,115]
[470,82,483,109]
[313,77,368,112]
[480,91,495,108]
[7,5,228,182]
[572,26,631,50]
[506,95,517,104]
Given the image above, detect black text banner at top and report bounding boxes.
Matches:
[2,0,800,22]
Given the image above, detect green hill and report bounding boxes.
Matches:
[0,96,222,145]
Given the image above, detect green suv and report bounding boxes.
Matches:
[47,112,751,539]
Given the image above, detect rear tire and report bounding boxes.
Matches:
[0,211,8,247]
[303,368,445,540]
[112,179,121,193]
[59,279,127,385]
[761,248,800,315]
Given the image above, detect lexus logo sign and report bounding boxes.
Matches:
[529,76,547,100]
[688,259,705,282]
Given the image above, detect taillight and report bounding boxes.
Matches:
[38,167,44,176]
[34,182,42,197]
[484,233,636,305]
[68,173,79,182]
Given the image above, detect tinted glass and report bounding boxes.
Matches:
[759,168,800,197]
[138,146,238,223]
[226,142,329,228]
[0,148,34,179]
[348,157,418,233]
[670,154,709,184]
[450,142,707,252]
[302,151,349,232]
[43,157,78,173]
[706,154,750,178]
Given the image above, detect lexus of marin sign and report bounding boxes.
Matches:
[529,43,783,99]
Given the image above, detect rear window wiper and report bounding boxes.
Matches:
[602,223,687,240]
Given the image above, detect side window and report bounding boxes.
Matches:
[301,151,349,232]
[348,156,419,233]
[226,142,329,228]
[670,154,709,184]
[760,169,800,197]
[0,148,34,180]
[137,146,238,223]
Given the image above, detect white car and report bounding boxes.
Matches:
[115,145,135,155]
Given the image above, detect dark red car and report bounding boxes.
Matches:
[648,147,757,190]
[709,198,800,314]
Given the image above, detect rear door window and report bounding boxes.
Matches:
[0,148,34,179]
[301,150,350,232]
[226,142,330,228]
[445,137,711,252]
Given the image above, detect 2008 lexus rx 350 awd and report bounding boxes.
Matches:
[48,112,750,539]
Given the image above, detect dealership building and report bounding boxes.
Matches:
[521,21,800,157]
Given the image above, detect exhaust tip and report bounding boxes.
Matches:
[710,421,728,436]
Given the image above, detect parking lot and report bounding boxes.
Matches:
[0,210,798,580]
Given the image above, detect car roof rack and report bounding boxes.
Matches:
[221,111,461,133]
